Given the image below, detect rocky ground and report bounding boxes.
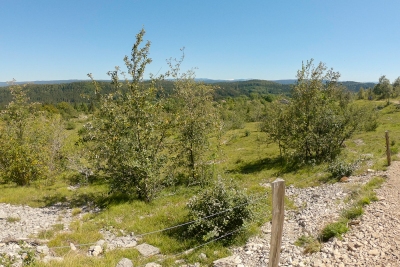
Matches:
[1,162,399,266]
[214,163,400,267]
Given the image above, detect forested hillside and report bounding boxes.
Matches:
[0,79,375,108]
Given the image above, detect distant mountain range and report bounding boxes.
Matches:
[0,79,377,87]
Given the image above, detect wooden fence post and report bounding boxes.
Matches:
[386,131,391,166]
[268,178,285,267]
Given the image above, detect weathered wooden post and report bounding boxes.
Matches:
[386,131,391,166]
[268,178,285,267]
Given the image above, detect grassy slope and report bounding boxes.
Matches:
[1,99,399,266]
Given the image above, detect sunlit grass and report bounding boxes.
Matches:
[3,100,400,266]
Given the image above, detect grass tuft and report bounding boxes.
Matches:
[320,219,349,242]
[71,208,82,216]
[6,216,20,223]
[295,235,321,254]
[342,206,363,220]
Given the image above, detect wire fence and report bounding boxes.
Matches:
[45,193,268,265]
[136,226,246,267]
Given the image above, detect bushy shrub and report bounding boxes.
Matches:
[327,159,357,179]
[0,85,65,186]
[186,179,252,241]
[65,120,76,130]
[0,144,46,185]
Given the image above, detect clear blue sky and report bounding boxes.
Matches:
[1,0,400,83]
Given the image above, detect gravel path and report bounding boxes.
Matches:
[214,162,400,267]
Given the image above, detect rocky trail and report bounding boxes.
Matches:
[1,161,400,266]
[214,162,400,267]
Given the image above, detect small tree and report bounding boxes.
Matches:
[357,87,366,100]
[392,77,400,98]
[374,75,392,104]
[0,84,64,185]
[260,99,291,158]
[81,29,171,201]
[262,59,377,163]
[167,53,221,186]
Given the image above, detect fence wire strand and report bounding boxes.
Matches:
[48,193,267,251]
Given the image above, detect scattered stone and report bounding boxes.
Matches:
[368,249,379,256]
[349,220,360,225]
[199,253,207,260]
[0,210,7,219]
[88,245,103,256]
[70,243,77,251]
[96,239,106,247]
[145,263,161,267]
[135,243,160,257]
[213,255,241,266]
[36,245,49,255]
[116,257,133,267]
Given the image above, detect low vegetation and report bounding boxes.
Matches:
[0,28,399,266]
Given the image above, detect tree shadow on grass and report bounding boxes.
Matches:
[228,156,302,175]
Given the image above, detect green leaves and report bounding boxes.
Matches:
[186,179,251,242]
[82,28,170,202]
[0,85,65,185]
[172,77,220,185]
[262,59,377,163]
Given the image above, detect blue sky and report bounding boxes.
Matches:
[1,0,400,83]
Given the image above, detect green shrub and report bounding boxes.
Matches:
[186,179,252,241]
[327,159,357,179]
[65,120,76,130]
[0,85,65,186]
[0,144,46,186]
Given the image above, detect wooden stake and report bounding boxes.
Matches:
[386,131,391,166]
[268,178,285,267]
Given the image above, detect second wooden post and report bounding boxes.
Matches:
[268,178,285,267]
[386,131,391,166]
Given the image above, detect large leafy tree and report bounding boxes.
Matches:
[81,29,172,202]
[262,59,377,163]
